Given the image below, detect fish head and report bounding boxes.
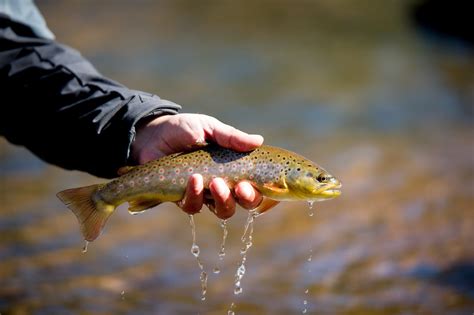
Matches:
[285,164,342,201]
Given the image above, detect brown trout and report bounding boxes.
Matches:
[57,145,341,241]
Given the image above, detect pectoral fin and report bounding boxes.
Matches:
[128,198,162,214]
[254,197,280,215]
[263,182,289,194]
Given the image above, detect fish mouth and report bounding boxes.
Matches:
[313,181,342,198]
[319,189,341,197]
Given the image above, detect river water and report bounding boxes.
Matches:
[1,1,473,314]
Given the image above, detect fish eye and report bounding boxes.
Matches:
[317,174,332,182]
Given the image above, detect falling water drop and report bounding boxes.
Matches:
[121,290,125,300]
[82,240,89,253]
[191,244,200,257]
[302,296,309,313]
[200,271,208,301]
[227,302,236,315]
[188,215,207,301]
[307,201,315,217]
[213,220,228,275]
[234,210,257,295]
[234,285,243,295]
[219,219,228,260]
[302,211,315,313]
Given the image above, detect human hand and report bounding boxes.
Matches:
[131,113,264,219]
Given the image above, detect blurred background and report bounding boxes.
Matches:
[1,0,473,314]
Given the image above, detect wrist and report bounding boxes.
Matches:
[130,114,174,164]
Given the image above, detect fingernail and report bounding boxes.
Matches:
[238,182,253,199]
[211,178,227,195]
[250,134,264,140]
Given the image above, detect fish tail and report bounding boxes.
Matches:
[57,184,115,242]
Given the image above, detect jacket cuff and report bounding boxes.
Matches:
[123,93,181,165]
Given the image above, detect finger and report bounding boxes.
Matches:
[206,119,264,152]
[234,181,263,210]
[177,174,204,214]
[209,178,236,219]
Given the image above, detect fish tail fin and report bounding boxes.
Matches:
[57,184,115,242]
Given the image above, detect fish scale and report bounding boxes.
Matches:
[57,144,341,241]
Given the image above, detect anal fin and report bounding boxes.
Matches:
[263,182,289,194]
[128,198,162,214]
[254,197,280,215]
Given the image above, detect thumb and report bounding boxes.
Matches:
[206,119,264,152]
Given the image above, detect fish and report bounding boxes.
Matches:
[57,144,341,242]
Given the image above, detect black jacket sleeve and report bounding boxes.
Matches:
[0,14,181,178]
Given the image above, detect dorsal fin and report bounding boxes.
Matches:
[117,165,136,176]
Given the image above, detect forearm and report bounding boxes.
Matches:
[0,15,181,178]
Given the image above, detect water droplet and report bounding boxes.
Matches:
[228,302,236,315]
[188,215,208,301]
[234,285,243,295]
[219,220,228,260]
[200,271,208,300]
[303,246,314,313]
[307,201,315,216]
[121,290,125,300]
[82,240,89,253]
[213,220,228,276]
[234,210,257,295]
[191,244,200,257]
[237,263,246,276]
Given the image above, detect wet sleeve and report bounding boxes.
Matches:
[0,15,181,178]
